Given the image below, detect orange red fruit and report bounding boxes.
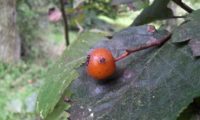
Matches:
[86,48,116,80]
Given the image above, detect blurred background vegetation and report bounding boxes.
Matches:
[0,0,199,120]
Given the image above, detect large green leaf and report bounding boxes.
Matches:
[36,32,106,119]
[69,25,200,120]
[131,0,174,26]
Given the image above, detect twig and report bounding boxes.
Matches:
[60,0,70,46]
[115,33,172,62]
[170,15,187,19]
[172,0,193,13]
[75,20,84,33]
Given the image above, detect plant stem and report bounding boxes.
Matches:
[115,33,171,62]
[172,0,193,13]
[170,15,187,19]
[60,0,70,46]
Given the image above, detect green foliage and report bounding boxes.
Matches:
[17,0,63,62]
[185,0,200,4]
[36,32,105,119]
[17,0,42,60]
[111,0,149,10]
[17,0,39,36]
[0,62,45,120]
[85,0,117,18]
[66,0,118,29]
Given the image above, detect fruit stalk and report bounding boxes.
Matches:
[115,33,171,62]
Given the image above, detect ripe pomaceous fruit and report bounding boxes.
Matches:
[86,48,116,80]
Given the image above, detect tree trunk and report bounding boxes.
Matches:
[0,0,20,63]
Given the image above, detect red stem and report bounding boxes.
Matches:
[115,33,171,62]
